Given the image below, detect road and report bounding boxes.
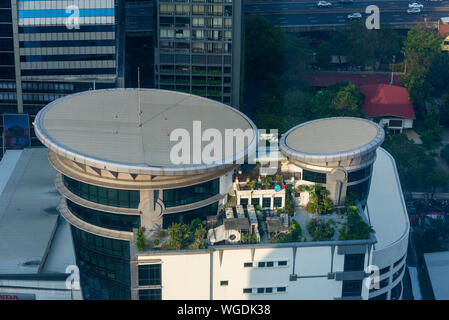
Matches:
[245,0,449,28]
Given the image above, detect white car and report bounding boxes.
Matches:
[407,7,421,13]
[347,12,363,20]
[408,2,424,8]
[317,1,332,7]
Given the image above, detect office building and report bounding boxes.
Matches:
[279,117,385,207]
[0,0,118,154]
[154,0,242,109]
[34,88,256,299]
[33,89,408,300]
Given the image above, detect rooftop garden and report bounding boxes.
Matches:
[268,219,302,243]
[298,184,333,215]
[136,218,208,252]
[306,218,335,242]
[238,174,284,190]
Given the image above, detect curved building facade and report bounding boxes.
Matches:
[34,88,257,300]
[280,117,385,206]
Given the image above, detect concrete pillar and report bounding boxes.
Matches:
[139,190,163,231]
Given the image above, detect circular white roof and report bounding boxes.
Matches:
[34,89,257,175]
[280,117,384,163]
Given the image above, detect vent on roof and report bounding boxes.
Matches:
[22,260,40,267]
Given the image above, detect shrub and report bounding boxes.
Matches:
[306,218,335,241]
[136,227,146,251]
[338,210,374,240]
[167,223,191,250]
[268,219,302,243]
[304,185,333,215]
[153,238,160,246]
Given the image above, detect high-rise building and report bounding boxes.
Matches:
[154,0,242,109]
[0,0,118,154]
[0,0,19,113]
[34,88,256,299]
[34,89,409,300]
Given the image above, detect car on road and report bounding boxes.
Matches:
[408,2,424,8]
[339,0,354,3]
[407,7,421,13]
[317,1,332,7]
[347,12,363,20]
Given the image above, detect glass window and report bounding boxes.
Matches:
[277,287,286,292]
[160,4,175,14]
[380,266,390,275]
[244,262,253,268]
[393,255,405,268]
[163,178,219,208]
[67,200,140,232]
[346,179,370,202]
[162,202,218,228]
[224,18,232,28]
[262,198,271,208]
[389,119,403,127]
[390,281,402,300]
[70,226,131,300]
[302,169,326,184]
[192,5,205,14]
[139,289,161,300]
[369,292,387,300]
[393,265,405,282]
[192,17,204,27]
[138,264,161,286]
[369,278,389,292]
[251,198,260,206]
[274,197,282,208]
[344,254,365,271]
[278,261,287,266]
[63,175,140,209]
[342,280,362,297]
[348,165,372,183]
[240,198,248,206]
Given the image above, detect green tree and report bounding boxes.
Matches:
[303,184,334,215]
[316,41,333,68]
[338,208,374,240]
[401,26,443,104]
[167,223,190,250]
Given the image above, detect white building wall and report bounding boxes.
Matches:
[136,244,371,300]
[138,253,211,300]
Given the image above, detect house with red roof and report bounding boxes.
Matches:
[359,84,416,134]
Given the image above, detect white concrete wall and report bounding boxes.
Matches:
[137,253,211,300]
[136,244,370,300]
[378,118,413,131]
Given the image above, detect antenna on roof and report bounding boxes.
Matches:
[138,67,142,127]
[389,55,396,85]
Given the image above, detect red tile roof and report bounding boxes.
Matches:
[439,23,449,39]
[306,72,400,87]
[359,84,416,120]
